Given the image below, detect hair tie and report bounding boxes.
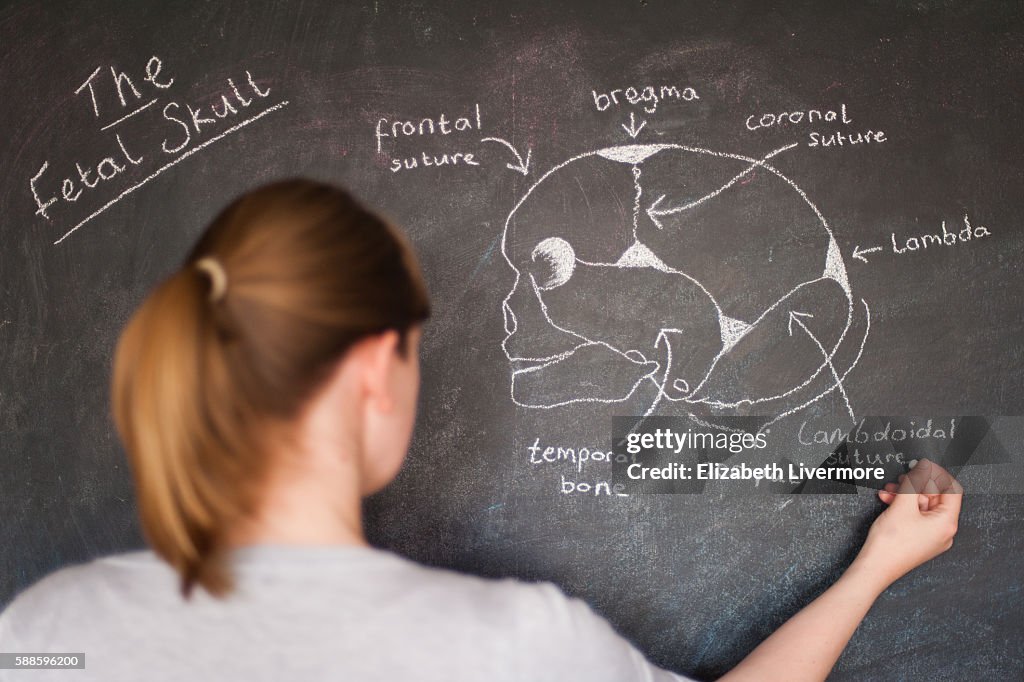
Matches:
[195,257,228,302]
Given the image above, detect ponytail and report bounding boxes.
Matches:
[112,267,258,597]
[111,179,430,598]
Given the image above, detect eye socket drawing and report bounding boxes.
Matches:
[499,143,871,430]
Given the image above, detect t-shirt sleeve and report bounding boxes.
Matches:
[512,581,693,682]
[0,585,36,652]
[0,602,23,648]
[0,596,34,682]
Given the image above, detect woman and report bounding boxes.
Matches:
[0,179,962,681]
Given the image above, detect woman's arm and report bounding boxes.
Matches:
[720,458,963,682]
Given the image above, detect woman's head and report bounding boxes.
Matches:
[111,179,430,598]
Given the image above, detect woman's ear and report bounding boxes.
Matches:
[361,330,401,413]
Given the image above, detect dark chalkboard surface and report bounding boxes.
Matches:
[2,1,1022,679]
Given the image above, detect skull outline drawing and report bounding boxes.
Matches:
[500,142,869,427]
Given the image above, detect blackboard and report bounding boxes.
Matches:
[2,1,1022,679]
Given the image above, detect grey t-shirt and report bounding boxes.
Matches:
[0,545,690,681]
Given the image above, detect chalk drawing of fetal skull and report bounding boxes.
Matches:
[500,143,869,422]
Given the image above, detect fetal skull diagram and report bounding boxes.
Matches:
[500,143,869,422]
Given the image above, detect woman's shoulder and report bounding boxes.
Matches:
[228,543,599,633]
[0,550,166,643]
[1,545,578,621]
[386,561,688,680]
[1,547,688,680]
[6,549,160,600]
[356,546,575,611]
[231,543,566,608]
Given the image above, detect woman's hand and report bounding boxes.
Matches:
[851,458,964,590]
[721,459,964,681]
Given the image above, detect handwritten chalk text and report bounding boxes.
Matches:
[592,84,699,114]
[528,437,631,497]
[891,215,990,255]
[743,103,888,149]
[746,104,852,131]
[375,103,482,153]
[30,55,288,244]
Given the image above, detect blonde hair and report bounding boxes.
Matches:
[111,179,430,598]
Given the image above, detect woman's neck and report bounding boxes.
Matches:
[228,473,368,548]
[228,430,369,549]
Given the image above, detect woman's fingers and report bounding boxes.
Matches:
[917,460,963,515]
[932,477,964,517]
[886,459,964,514]
[932,467,955,494]
[878,482,899,505]
[880,459,963,516]
[903,458,933,493]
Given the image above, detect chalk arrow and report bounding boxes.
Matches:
[654,329,673,380]
[852,245,883,263]
[787,310,815,337]
[621,112,647,139]
[787,311,856,422]
[639,329,677,418]
[653,329,691,396]
[480,137,531,175]
[645,143,798,230]
[646,195,668,229]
